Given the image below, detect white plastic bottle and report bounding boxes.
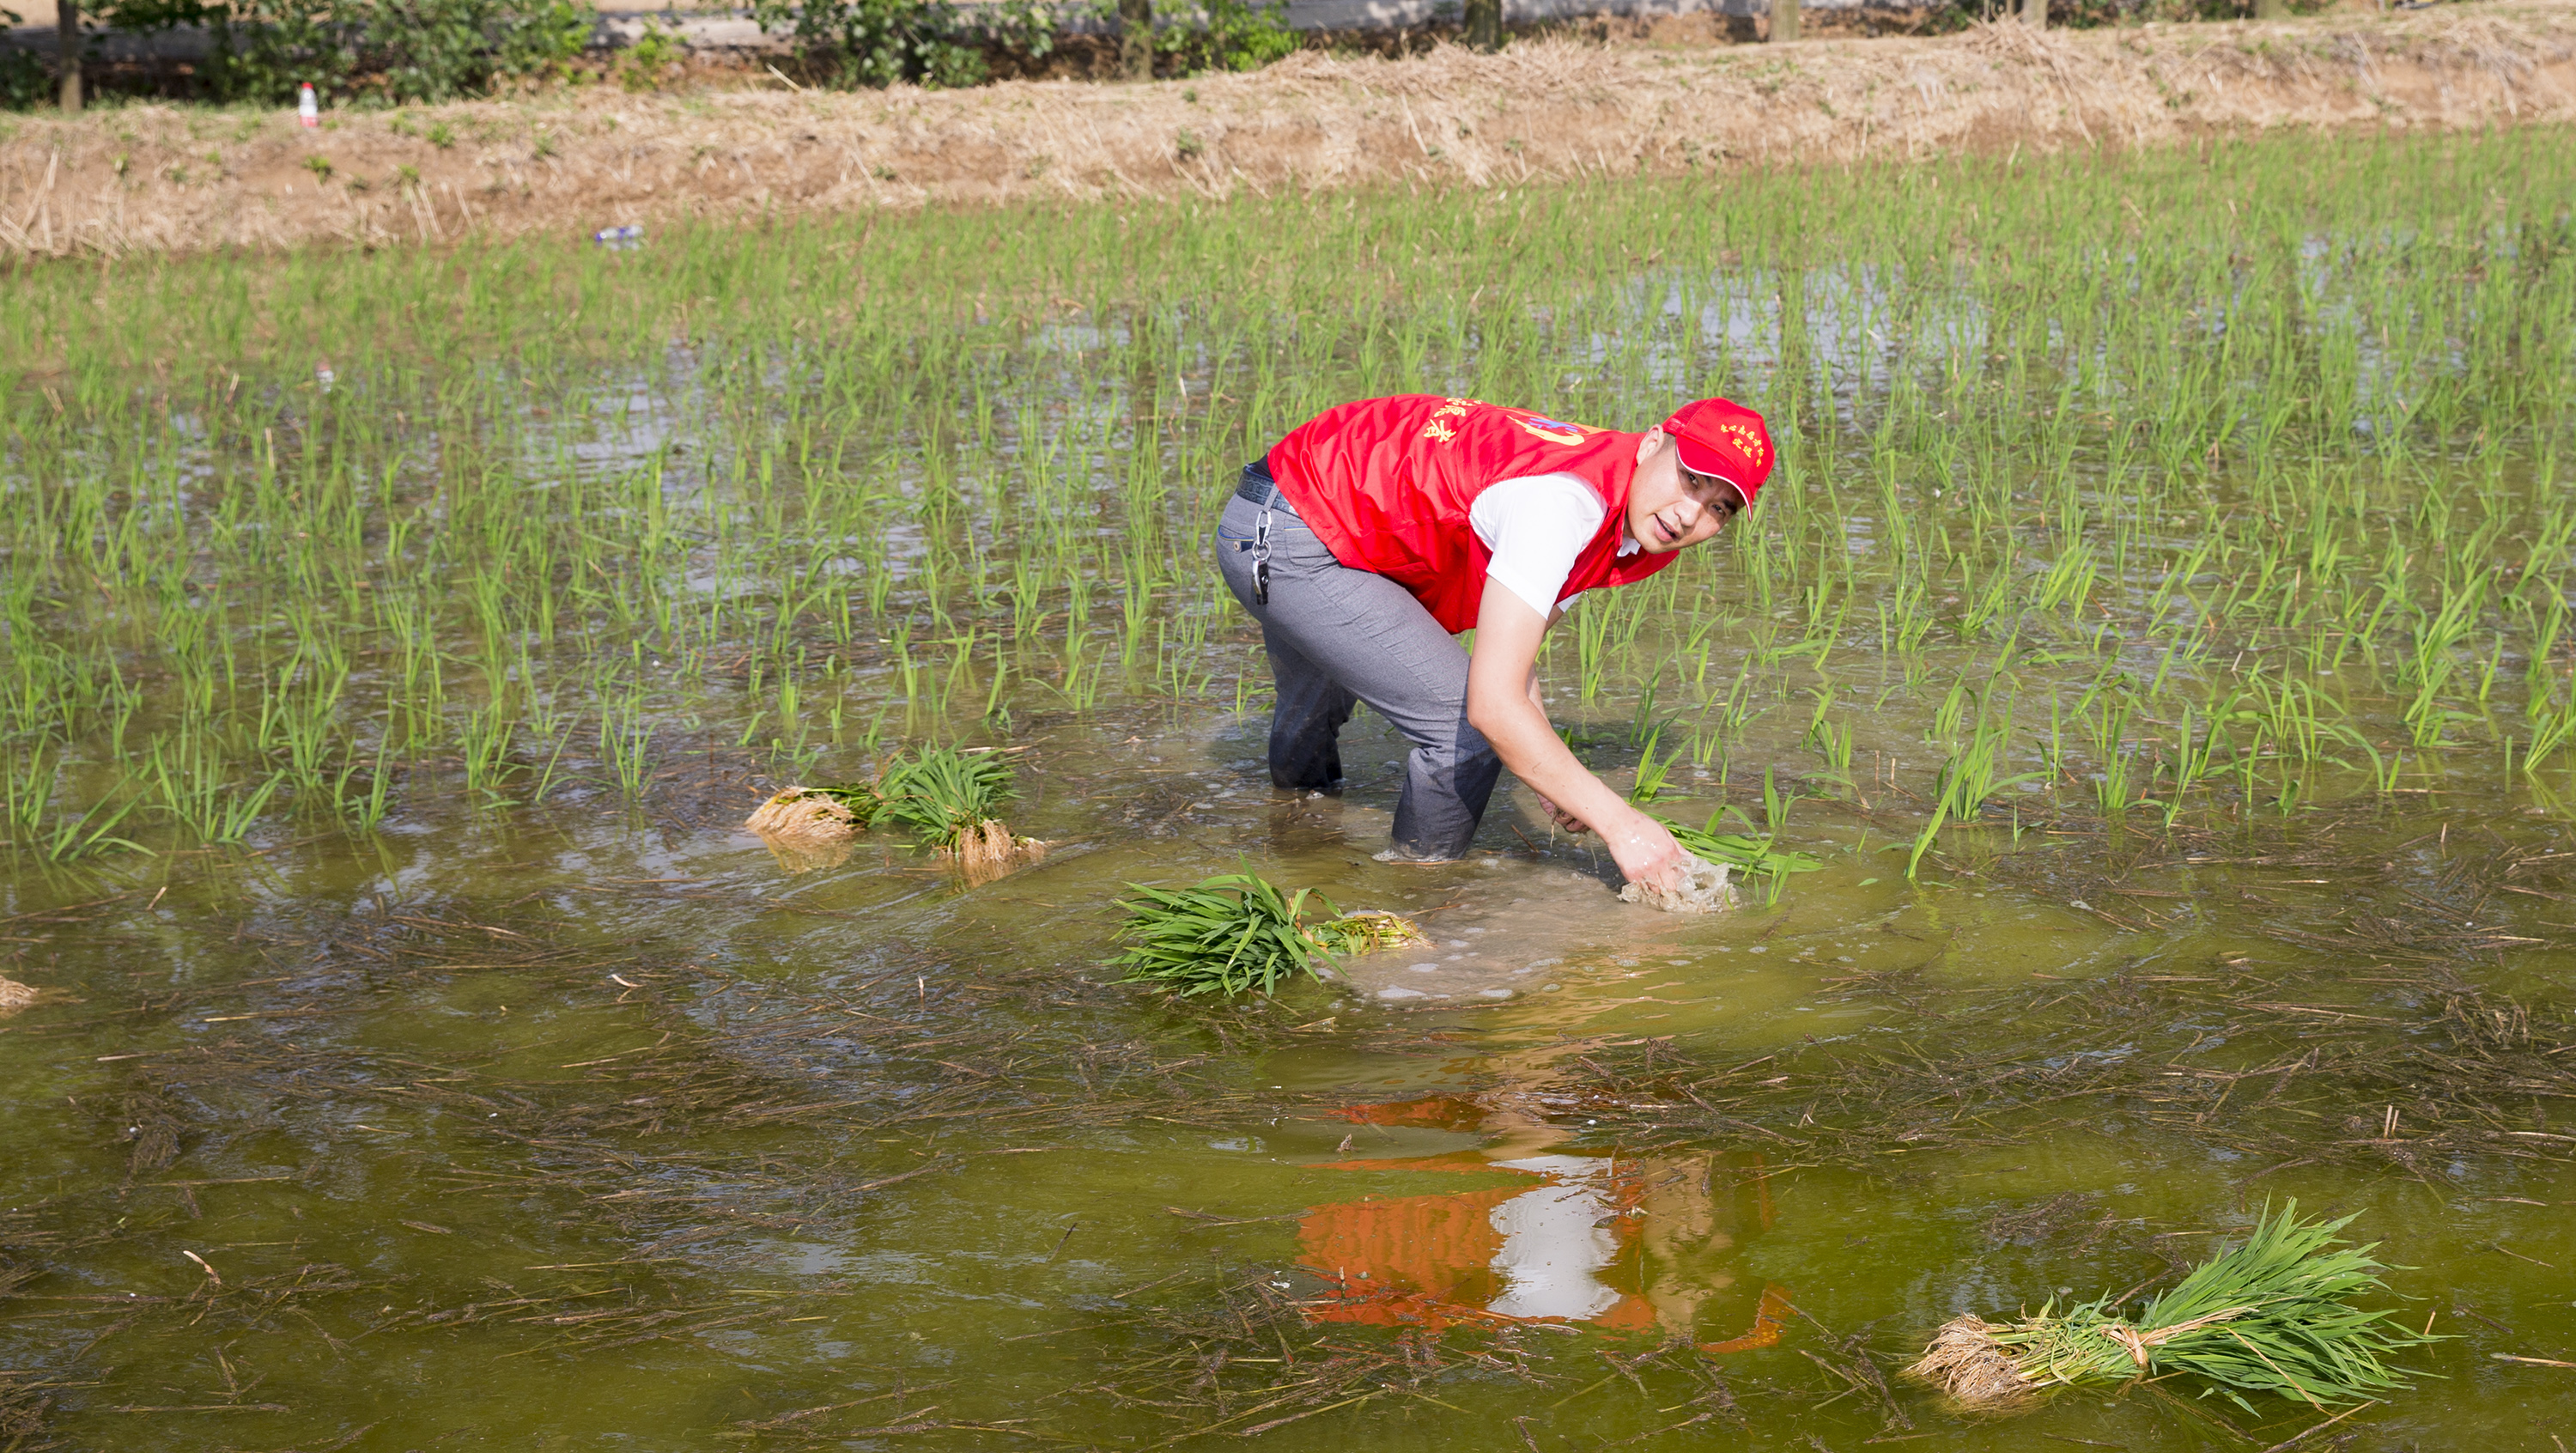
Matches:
[298,82,319,127]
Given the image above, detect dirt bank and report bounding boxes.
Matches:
[3,1,2571,258]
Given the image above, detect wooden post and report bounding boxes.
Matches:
[58,0,82,112]
[1463,0,1500,51]
[2022,0,2044,25]
[1771,0,1797,42]
[1118,0,1152,79]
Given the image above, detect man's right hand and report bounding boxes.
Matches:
[1600,808,1687,891]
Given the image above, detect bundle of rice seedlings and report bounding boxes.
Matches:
[741,782,879,842]
[1307,907,1429,954]
[879,747,1015,849]
[878,747,1042,878]
[0,974,37,1017]
[1112,872,1422,998]
[1905,1201,2439,1416]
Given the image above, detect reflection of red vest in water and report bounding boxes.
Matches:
[1266,396,1680,634]
[1295,1156,1658,1332]
[1292,1100,1793,1352]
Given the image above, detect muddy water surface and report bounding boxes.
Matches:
[9,698,2576,1451]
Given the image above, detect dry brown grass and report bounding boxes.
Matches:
[3,1,2571,258]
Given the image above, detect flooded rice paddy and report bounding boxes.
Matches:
[4,129,2576,1450]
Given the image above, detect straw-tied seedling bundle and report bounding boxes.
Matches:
[1907,1201,2439,1417]
[1110,869,1424,998]
[742,746,1042,880]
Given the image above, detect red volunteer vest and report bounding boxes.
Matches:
[1265,395,1677,633]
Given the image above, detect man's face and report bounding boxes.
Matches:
[1625,429,1744,554]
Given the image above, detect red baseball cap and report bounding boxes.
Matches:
[1662,398,1776,508]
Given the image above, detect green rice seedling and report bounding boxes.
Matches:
[1627,724,1682,804]
[1576,598,1613,705]
[2526,683,2576,773]
[600,701,654,802]
[1802,687,1856,786]
[1110,871,1342,998]
[2232,720,2274,803]
[340,741,396,832]
[2160,703,2226,828]
[2,747,56,845]
[1907,1201,2438,1415]
[32,780,149,863]
[2033,540,2099,616]
[1661,812,1823,892]
[459,702,518,806]
[2325,725,2408,794]
[1932,694,2036,821]
[1929,677,1972,747]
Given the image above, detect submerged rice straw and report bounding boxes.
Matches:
[1905,1201,2439,1415]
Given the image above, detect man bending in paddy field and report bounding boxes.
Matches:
[1216,394,1774,895]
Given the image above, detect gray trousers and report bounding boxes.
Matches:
[1215,465,1502,860]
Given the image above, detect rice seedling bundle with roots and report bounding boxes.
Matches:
[742,783,880,843]
[878,747,1016,849]
[744,751,1037,878]
[1112,872,1422,998]
[1905,1201,2439,1415]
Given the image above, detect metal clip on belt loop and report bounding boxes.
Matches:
[1252,508,1273,606]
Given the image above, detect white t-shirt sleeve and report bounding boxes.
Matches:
[1469,473,1607,619]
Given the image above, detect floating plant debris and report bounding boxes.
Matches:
[1905,1201,2439,1415]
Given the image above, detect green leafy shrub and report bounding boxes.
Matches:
[1154,0,1296,76]
[0,51,45,112]
[98,0,588,103]
[617,19,683,91]
[750,0,1060,89]
[0,8,50,113]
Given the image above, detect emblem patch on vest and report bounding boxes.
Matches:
[1419,398,1474,442]
[1512,414,1587,446]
